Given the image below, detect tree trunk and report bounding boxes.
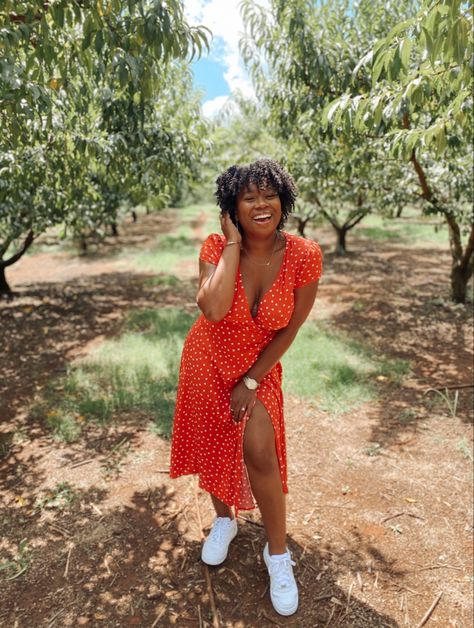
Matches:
[296,217,308,238]
[0,264,12,294]
[445,218,473,304]
[336,227,347,254]
[110,222,118,236]
[451,264,472,303]
[0,230,34,294]
[131,210,137,223]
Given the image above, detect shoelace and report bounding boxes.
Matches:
[268,556,296,590]
[208,519,231,544]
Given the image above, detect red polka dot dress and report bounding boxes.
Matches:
[169,231,323,513]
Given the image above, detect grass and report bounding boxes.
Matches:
[34,308,197,442]
[134,203,220,273]
[35,306,411,442]
[282,321,410,415]
[355,211,448,246]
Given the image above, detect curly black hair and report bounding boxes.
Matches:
[215,158,297,231]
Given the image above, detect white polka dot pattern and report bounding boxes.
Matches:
[169,231,323,513]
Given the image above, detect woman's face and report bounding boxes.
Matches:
[235,182,282,236]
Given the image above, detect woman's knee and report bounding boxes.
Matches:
[244,441,279,475]
[243,400,279,475]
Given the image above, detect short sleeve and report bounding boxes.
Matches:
[294,240,323,288]
[199,233,225,265]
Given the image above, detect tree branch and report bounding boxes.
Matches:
[1,231,35,268]
[321,209,340,230]
[0,236,14,259]
[345,211,368,230]
[9,4,50,23]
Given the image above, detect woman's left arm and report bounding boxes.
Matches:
[230,281,319,421]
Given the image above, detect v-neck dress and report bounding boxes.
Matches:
[169,231,323,512]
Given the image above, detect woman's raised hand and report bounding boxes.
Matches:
[220,212,242,243]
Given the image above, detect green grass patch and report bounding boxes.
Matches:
[134,203,220,273]
[143,274,181,287]
[282,322,410,415]
[134,233,197,273]
[356,212,447,245]
[34,308,196,442]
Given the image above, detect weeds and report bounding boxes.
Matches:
[397,409,418,425]
[457,437,473,461]
[0,539,31,581]
[424,387,459,418]
[35,482,77,511]
[364,443,383,457]
[389,524,403,534]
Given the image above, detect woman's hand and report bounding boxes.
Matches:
[230,380,257,423]
[220,212,242,243]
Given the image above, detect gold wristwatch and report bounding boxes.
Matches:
[243,375,259,390]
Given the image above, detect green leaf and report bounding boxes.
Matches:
[400,38,411,70]
[372,51,386,84]
[118,63,128,88]
[95,30,104,55]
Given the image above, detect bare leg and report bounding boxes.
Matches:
[243,400,286,555]
[210,493,234,519]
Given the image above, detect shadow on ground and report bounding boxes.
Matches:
[1,481,400,627]
[321,240,473,450]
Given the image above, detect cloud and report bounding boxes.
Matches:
[202,95,230,118]
[184,0,258,109]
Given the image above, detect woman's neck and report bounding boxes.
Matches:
[241,230,279,255]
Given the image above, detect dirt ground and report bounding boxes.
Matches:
[0,210,472,627]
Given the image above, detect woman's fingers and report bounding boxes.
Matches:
[230,405,247,423]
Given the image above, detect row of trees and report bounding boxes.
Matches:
[0,0,210,293]
[239,0,473,302]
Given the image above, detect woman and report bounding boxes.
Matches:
[169,158,322,616]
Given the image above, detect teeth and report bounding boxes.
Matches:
[254,214,271,220]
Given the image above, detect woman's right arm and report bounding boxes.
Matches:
[196,214,241,322]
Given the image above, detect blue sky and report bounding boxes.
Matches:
[184,0,262,116]
[192,57,230,101]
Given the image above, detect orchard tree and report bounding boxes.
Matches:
[240,0,419,250]
[0,1,210,293]
[324,0,473,301]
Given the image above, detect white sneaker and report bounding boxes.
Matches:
[201,517,238,566]
[263,542,299,616]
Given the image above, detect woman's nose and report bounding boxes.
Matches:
[254,194,267,208]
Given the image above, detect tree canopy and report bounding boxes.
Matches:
[0,1,210,292]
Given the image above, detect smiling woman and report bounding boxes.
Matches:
[169,158,323,617]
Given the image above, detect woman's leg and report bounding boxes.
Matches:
[243,400,286,555]
[210,493,234,519]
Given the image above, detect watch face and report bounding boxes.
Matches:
[244,376,258,390]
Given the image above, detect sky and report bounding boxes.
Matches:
[183,0,263,117]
